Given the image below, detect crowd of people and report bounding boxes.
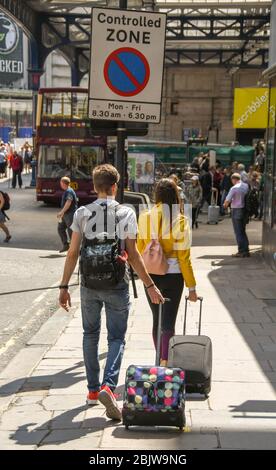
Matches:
[165,144,266,228]
[0,140,33,185]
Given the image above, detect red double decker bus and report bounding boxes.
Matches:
[35,87,107,204]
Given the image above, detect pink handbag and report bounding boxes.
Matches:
[142,238,169,275]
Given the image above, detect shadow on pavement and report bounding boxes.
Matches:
[207,251,276,393]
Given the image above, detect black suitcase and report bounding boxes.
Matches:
[122,300,186,430]
[168,296,212,397]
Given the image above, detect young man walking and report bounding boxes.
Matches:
[224,172,250,257]
[57,177,78,253]
[59,164,164,421]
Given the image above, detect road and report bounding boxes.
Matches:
[0,174,78,372]
[0,174,262,372]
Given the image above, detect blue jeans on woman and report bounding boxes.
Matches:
[231,208,249,254]
[80,281,130,392]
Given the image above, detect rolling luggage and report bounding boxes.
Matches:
[122,300,186,430]
[207,190,219,225]
[168,297,212,397]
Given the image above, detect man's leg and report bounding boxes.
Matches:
[98,281,130,420]
[18,171,22,188]
[240,219,249,254]
[102,283,130,390]
[57,221,69,248]
[12,171,16,188]
[80,285,103,395]
[231,209,243,253]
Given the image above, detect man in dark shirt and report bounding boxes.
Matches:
[220,167,232,215]
[57,176,78,252]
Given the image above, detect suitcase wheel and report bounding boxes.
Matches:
[125,425,129,430]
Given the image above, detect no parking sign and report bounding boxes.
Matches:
[89,8,166,123]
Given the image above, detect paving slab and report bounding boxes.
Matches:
[219,430,276,450]
[100,425,219,450]
[0,346,47,380]
[208,382,276,411]
[249,281,276,300]
[0,404,52,431]
[190,409,276,431]
[0,430,48,449]
[39,429,102,448]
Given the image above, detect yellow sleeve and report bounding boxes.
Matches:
[178,248,196,288]
[136,211,149,254]
[174,216,196,288]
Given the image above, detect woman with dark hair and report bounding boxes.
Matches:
[137,178,198,366]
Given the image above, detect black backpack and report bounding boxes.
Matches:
[79,203,127,290]
[0,191,10,211]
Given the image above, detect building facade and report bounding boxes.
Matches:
[147,66,264,145]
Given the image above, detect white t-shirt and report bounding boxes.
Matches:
[71,198,138,241]
[166,258,181,274]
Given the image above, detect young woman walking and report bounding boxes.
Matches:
[137,178,198,366]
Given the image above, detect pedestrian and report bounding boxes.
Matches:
[57,176,78,253]
[59,164,164,421]
[199,166,214,208]
[223,173,250,257]
[137,178,198,367]
[258,173,265,220]
[213,164,223,207]
[186,175,202,228]
[169,173,186,210]
[237,163,249,184]
[23,145,32,174]
[255,148,265,173]
[220,167,232,215]
[0,191,11,242]
[10,151,23,188]
[0,144,7,179]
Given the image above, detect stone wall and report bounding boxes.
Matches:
[148,67,263,143]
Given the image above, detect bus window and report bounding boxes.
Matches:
[42,91,89,119]
[38,145,105,179]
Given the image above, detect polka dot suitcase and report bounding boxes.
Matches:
[122,302,186,430]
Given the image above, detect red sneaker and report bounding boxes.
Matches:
[98,385,122,421]
[86,391,99,406]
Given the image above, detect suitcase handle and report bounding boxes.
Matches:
[155,298,171,366]
[184,296,203,336]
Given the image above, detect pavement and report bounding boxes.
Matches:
[0,225,276,449]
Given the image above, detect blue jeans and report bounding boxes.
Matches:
[231,208,249,253]
[80,281,130,392]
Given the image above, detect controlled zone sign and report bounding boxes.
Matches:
[89,8,166,124]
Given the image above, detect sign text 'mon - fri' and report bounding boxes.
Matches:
[89,8,166,124]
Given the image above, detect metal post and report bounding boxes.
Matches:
[115,0,128,204]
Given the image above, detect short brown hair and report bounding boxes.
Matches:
[231,172,241,180]
[61,176,71,185]
[93,164,120,193]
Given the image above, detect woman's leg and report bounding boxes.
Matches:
[160,274,184,361]
[144,274,184,362]
[0,222,10,239]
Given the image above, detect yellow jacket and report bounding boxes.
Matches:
[137,204,196,288]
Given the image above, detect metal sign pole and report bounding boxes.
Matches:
[115,0,128,204]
